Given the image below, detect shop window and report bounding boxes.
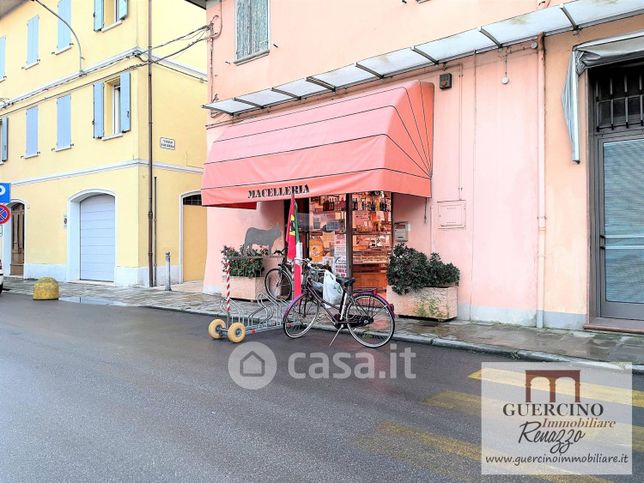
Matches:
[235,0,269,61]
[306,192,393,294]
[593,63,644,131]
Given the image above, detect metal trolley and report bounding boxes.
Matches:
[208,255,291,343]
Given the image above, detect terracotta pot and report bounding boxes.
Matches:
[386,285,457,321]
[229,276,265,301]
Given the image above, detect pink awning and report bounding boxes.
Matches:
[201,80,434,207]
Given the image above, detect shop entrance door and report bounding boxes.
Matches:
[591,62,644,324]
[598,137,644,321]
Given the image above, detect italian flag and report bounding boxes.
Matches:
[286,194,302,296]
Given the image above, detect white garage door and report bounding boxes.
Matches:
[80,195,115,281]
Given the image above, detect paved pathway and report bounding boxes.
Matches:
[4,277,644,368]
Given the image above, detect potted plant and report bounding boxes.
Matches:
[386,244,460,320]
[221,245,268,300]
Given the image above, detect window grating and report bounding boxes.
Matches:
[593,63,644,132]
[183,194,202,206]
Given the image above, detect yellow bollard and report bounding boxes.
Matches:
[33,277,60,301]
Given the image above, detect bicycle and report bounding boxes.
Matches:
[264,248,294,300]
[282,259,395,348]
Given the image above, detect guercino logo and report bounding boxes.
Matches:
[248,184,310,199]
[501,369,607,455]
[481,362,632,476]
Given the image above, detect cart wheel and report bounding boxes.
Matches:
[208,319,226,340]
[227,322,246,343]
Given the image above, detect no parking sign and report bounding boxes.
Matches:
[0,205,10,225]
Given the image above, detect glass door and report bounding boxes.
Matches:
[599,138,644,320]
[308,195,348,276]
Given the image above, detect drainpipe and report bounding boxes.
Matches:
[147,0,155,287]
[536,33,546,328]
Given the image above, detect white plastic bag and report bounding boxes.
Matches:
[322,270,343,305]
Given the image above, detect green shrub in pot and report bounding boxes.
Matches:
[387,244,460,320]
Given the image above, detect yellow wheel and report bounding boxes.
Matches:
[208,319,226,340]
[227,322,246,343]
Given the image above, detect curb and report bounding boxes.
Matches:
[7,291,644,374]
[162,306,644,374]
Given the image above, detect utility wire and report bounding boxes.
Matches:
[148,24,209,52]
[136,30,208,67]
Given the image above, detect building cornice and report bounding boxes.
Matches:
[10,159,203,186]
[0,47,206,111]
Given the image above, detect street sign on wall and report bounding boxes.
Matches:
[0,183,10,203]
[160,137,176,150]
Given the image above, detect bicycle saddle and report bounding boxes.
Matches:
[335,276,356,287]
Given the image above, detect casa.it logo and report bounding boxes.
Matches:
[501,369,609,454]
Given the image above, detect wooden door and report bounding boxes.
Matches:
[11,203,24,276]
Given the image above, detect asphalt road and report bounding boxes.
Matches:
[0,293,642,482]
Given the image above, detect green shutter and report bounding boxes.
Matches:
[236,0,250,59]
[252,0,269,54]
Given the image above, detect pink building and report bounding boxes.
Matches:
[187,0,644,333]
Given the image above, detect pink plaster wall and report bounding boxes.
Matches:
[203,200,284,293]
[542,15,644,323]
[200,0,644,326]
[205,0,543,102]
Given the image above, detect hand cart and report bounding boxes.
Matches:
[208,255,291,343]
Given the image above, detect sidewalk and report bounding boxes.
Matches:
[4,277,644,372]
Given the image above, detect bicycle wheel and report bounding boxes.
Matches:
[264,267,293,300]
[346,294,395,348]
[283,292,320,338]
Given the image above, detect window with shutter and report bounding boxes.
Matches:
[56,95,72,150]
[235,0,269,61]
[26,16,39,66]
[0,37,6,79]
[25,107,38,157]
[57,0,72,51]
[0,116,8,162]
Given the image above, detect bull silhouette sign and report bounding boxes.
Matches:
[241,225,282,254]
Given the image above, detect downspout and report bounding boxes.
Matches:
[536,33,546,328]
[147,0,155,287]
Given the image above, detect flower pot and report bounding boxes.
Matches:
[386,285,458,321]
[229,276,265,301]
